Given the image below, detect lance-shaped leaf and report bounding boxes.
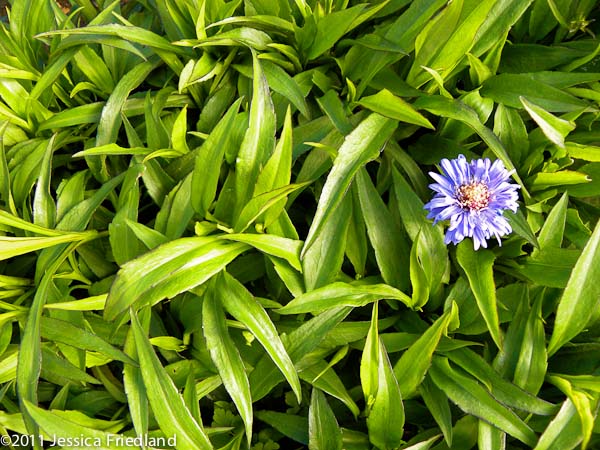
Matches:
[277,282,412,315]
[122,314,148,442]
[17,245,75,447]
[219,233,302,271]
[429,357,537,447]
[217,272,301,402]
[24,401,130,450]
[203,281,253,447]
[309,388,343,450]
[366,338,404,450]
[361,302,380,408]
[250,307,352,402]
[548,219,600,356]
[447,348,556,416]
[302,113,397,257]
[456,242,502,349]
[104,237,249,320]
[358,89,434,129]
[520,97,576,148]
[356,168,410,291]
[234,182,310,233]
[191,99,242,217]
[302,193,351,291]
[394,301,459,398]
[33,134,56,229]
[40,317,135,365]
[533,399,586,450]
[233,51,276,219]
[130,310,212,450]
[0,233,96,262]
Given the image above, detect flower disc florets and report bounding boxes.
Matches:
[424,154,520,250]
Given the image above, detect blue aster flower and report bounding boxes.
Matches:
[424,154,520,250]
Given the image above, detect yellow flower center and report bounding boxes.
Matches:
[457,182,490,211]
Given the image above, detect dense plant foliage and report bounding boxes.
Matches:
[1,0,600,449]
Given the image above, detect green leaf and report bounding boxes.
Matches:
[513,296,548,395]
[0,210,61,236]
[317,90,353,134]
[309,388,343,450]
[203,280,252,447]
[0,233,95,262]
[506,209,540,249]
[302,193,351,291]
[366,338,404,450]
[41,348,100,385]
[301,360,360,418]
[32,134,56,229]
[123,315,148,441]
[470,0,534,56]
[548,219,600,356]
[219,234,302,271]
[547,376,594,449]
[262,62,310,118]
[306,5,366,60]
[520,97,575,148]
[56,171,126,232]
[217,272,301,402]
[429,357,537,447]
[124,219,169,249]
[40,317,135,365]
[520,248,580,288]
[41,23,188,63]
[357,89,434,129]
[104,237,249,320]
[409,0,497,88]
[277,282,412,315]
[356,168,410,291]
[360,302,380,407]
[17,247,73,446]
[191,99,242,217]
[234,182,310,233]
[566,142,600,162]
[528,171,590,191]
[456,242,502,349]
[482,74,591,112]
[130,309,212,450]
[446,348,556,416]
[303,113,397,257]
[253,105,294,226]
[96,60,159,149]
[154,174,194,240]
[250,307,351,402]
[394,302,459,398]
[233,51,276,219]
[538,192,569,250]
[419,375,453,446]
[23,401,130,450]
[109,166,144,266]
[192,27,273,51]
[534,399,585,450]
[391,168,449,298]
[493,103,529,165]
[72,144,151,157]
[256,411,308,444]
[478,421,506,450]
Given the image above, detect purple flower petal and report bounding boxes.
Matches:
[423,154,520,250]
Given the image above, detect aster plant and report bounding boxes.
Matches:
[424,154,521,250]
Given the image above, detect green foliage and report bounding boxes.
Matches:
[1,0,600,449]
